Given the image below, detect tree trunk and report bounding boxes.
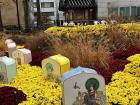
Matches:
[0,6,3,31]
[24,0,30,32]
[36,0,41,29]
[16,0,20,30]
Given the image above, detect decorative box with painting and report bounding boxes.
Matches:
[4,39,16,57]
[12,48,32,65]
[0,56,16,83]
[62,66,106,105]
[4,39,15,51]
[7,42,16,57]
[42,54,70,79]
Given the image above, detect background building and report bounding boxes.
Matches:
[33,0,65,26]
[59,0,97,24]
[98,0,140,18]
[59,0,140,22]
[0,0,34,31]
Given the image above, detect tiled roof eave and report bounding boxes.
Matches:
[59,6,95,11]
[59,0,97,11]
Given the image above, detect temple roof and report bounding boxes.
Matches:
[59,0,97,11]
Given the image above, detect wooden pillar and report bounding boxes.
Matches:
[69,9,73,20]
[85,9,89,20]
[90,9,93,20]
[65,12,69,21]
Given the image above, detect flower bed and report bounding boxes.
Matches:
[45,23,140,38]
[119,23,140,35]
[0,54,140,105]
[0,64,62,105]
[45,25,108,38]
[1,23,140,104]
[106,54,140,105]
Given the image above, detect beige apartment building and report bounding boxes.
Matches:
[0,0,34,31]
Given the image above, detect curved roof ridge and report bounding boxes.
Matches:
[59,0,97,11]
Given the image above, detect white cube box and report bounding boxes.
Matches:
[4,39,15,52]
[0,56,16,83]
[12,48,32,65]
[62,66,106,105]
[7,42,16,57]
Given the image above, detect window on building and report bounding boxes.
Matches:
[120,7,125,16]
[125,7,130,16]
[33,12,37,22]
[47,12,54,17]
[108,8,113,16]
[131,6,137,16]
[74,9,85,20]
[41,12,54,17]
[113,8,118,16]
[33,3,37,8]
[34,12,37,16]
[108,8,118,16]
[120,7,130,16]
[137,7,140,16]
[41,2,54,8]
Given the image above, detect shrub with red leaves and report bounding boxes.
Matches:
[108,56,130,72]
[30,50,51,66]
[112,45,140,60]
[97,68,113,84]
[95,53,130,84]
[96,59,129,84]
[98,45,140,84]
[0,86,27,105]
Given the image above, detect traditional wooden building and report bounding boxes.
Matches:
[59,0,97,22]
